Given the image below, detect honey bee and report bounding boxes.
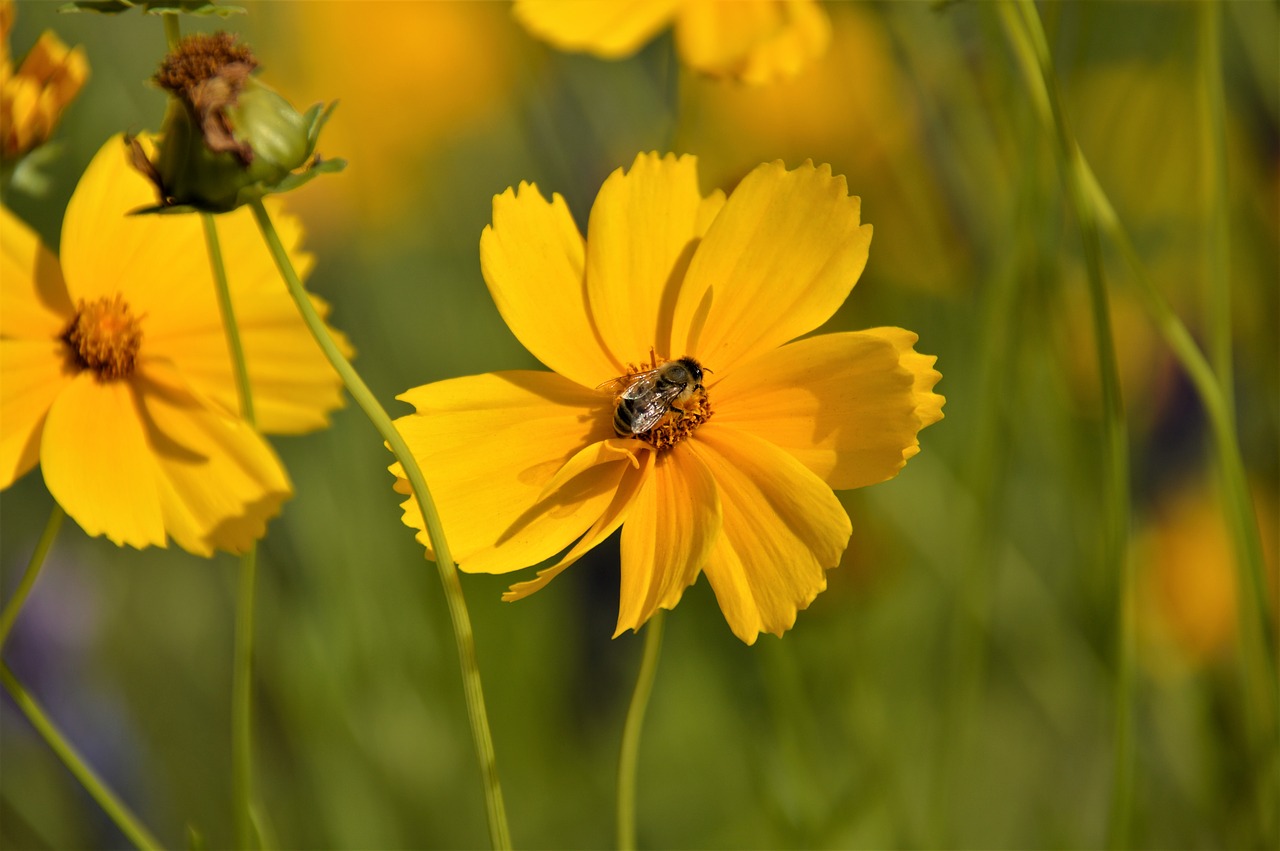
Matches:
[599,356,709,437]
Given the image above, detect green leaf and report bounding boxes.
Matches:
[60,0,245,16]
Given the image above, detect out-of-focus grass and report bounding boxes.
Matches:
[1,2,1276,849]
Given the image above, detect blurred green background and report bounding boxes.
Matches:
[2,1,1277,848]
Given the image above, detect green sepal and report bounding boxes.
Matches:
[59,1,245,17]
[128,157,347,216]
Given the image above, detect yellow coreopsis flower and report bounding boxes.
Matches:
[513,0,830,84]
[0,0,89,163]
[392,153,943,643]
[1,135,350,555]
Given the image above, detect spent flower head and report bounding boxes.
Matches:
[1,135,351,554]
[131,31,342,213]
[391,153,943,643]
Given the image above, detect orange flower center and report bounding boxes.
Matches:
[62,295,143,381]
[638,390,713,451]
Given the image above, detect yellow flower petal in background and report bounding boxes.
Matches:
[512,0,827,84]
[673,160,872,374]
[615,443,721,636]
[0,14,88,162]
[689,427,851,643]
[514,0,680,58]
[392,371,618,572]
[480,182,621,387]
[58,136,348,434]
[586,152,724,364]
[713,329,944,490]
[675,0,830,84]
[0,204,72,339]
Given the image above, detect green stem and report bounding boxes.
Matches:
[247,200,510,850]
[162,13,180,51]
[1197,1,1233,411]
[997,4,1134,846]
[202,212,261,850]
[617,611,665,851]
[1,663,164,851]
[0,505,64,651]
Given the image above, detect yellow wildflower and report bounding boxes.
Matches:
[391,153,943,643]
[1,135,350,555]
[0,0,89,162]
[513,0,830,84]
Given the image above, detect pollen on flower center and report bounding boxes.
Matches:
[638,390,713,451]
[607,353,713,451]
[62,294,143,381]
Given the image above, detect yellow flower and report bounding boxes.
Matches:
[392,153,943,643]
[1,135,350,555]
[513,0,830,84]
[0,0,89,162]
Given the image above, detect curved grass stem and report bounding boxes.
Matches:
[0,505,64,651]
[996,3,1134,845]
[617,611,665,851]
[248,200,510,850]
[1,664,164,851]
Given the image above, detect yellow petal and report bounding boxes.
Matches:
[392,370,619,573]
[480,183,622,387]
[513,0,680,58]
[671,160,872,376]
[675,0,829,84]
[586,152,725,365]
[504,445,654,602]
[1,204,74,338]
[686,426,851,644]
[614,441,722,636]
[40,362,291,556]
[711,328,943,490]
[0,339,73,487]
[59,135,347,434]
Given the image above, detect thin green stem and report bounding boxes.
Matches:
[1197,1,1233,411]
[202,212,262,850]
[0,505,64,651]
[247,200,510,850]
[997,3,1134,846]
[1,663,164,851]
[617,611,665,851]
[162,14,180,51]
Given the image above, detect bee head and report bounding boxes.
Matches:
[674,356,705,387]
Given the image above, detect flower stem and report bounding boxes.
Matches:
[202,212,262,850]
[0,504,64,651]
[162,13,180,51]
[996,3,1134,845]
[247,200,510,850]
[1,662,164,851]
[617,610,665,851]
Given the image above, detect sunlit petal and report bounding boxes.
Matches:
[671,159,871,375]
[615,442,721,636]
[513,0,680,58]
[687,426,851,643]
[504,445,653,602]
[1,204,73,338]
[480,183,621,387]
[0,339,73,487]
[586,152,724,365]
[392,370,619,573]
[712,328,943,489]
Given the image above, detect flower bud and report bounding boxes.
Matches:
[132,31,341,212]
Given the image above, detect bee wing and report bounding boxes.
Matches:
[629,384,686,434]
[597,368,661,399]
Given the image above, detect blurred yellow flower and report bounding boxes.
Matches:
[0,0,89,163]
[1,135,351,555]
[514,0,829,84]
[391,153,943,643]
[1138,481,1278,672]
